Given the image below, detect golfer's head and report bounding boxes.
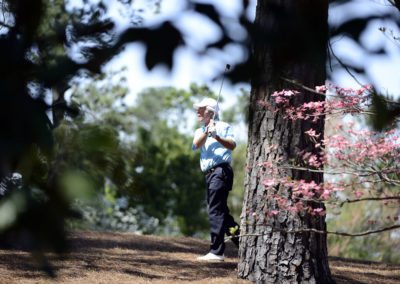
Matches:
[193,98,219,123]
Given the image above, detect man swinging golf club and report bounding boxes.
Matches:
[192,97,240,262]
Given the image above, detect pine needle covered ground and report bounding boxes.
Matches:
[0,231,399,283]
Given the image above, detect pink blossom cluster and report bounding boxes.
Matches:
[262,127,400,212]
[301,151,324,168]
[256,84,400,218]
[265,84,372,122]
[261,172,346,216]
[271,90,300,105]
[325,128,400,170]
[325,84,371,115]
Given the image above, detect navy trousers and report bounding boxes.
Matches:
[205,163,238,256]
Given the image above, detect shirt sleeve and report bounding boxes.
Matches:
[216,122,236,150]
[222,123,236,143]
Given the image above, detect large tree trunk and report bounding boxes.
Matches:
[238,0,335,283]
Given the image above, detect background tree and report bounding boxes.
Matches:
[0,0,252,273]
[66,75,250,237]
[126,86,210,236]
[238,0,334,283]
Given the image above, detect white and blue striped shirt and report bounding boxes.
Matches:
[192,121,236,172]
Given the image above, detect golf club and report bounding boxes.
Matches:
[214,64,231,119]
[208,64,230,138]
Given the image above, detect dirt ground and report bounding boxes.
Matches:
[0,231,399,283]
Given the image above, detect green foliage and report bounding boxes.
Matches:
[53,120,133,192]
[126,86,212,235]
[130,124,207,236]
[229,225,239,236]
[0,0,251,275]
[130,84,212,133]
[328,201,400,263]
[69,193,160,234]
[66,75,216,236]
[220,89,249,221]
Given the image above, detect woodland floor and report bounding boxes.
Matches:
[0,231,399,283]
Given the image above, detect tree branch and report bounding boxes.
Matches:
[328,40,365,87]
[275,164,400,184]
[339,196,400,206]
[281,77,325,96]
[226,224,400,242]
[276,164,376,177]
[279,77,400,112]
[293,195,400,206]
[0,20,12,29]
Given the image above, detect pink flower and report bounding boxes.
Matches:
[315,85,327,93]
[305,129,321,138]
[270,210,279,215]
[263,179,276,187]
[312,208,326,216]
[354,191,364,198]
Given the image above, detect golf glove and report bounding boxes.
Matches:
[208,125,217,138]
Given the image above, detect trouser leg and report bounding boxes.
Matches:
[207,179,228,255]
[206,166,238,255]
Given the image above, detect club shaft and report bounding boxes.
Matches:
[214,64,230,119]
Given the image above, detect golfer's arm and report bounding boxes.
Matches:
[193,131,208,149]
[215,136,236,150]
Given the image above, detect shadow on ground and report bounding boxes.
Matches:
[0,231,399,284]
[0,231,245,283]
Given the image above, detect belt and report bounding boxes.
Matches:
[205,163,230,175]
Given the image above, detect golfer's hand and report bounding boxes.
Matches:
[207,121,217,138]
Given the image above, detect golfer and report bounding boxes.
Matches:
[192,98,240,262]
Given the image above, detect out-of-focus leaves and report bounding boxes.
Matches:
[70,20,115,42]
[0,191,26,231]
[370,92,400,131]
[328,0,400,130]
[193,3,224,31]
[59,171,96,202]
[371,92,390,131]
[329,0,351,4]
[205,34,232,50]
[330,16,394,42]
[119,22,183,70]
[227,58,252,84]
[0,0,251,275]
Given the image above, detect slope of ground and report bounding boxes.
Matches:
[0,231,399,283]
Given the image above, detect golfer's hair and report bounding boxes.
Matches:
[205,109,219,120]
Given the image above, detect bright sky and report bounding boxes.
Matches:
[104,0,256,111]
[97,0,400,140]
[103,0,400,108]
[329,0,400,95]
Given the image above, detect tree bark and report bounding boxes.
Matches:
[238,0,335,283]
